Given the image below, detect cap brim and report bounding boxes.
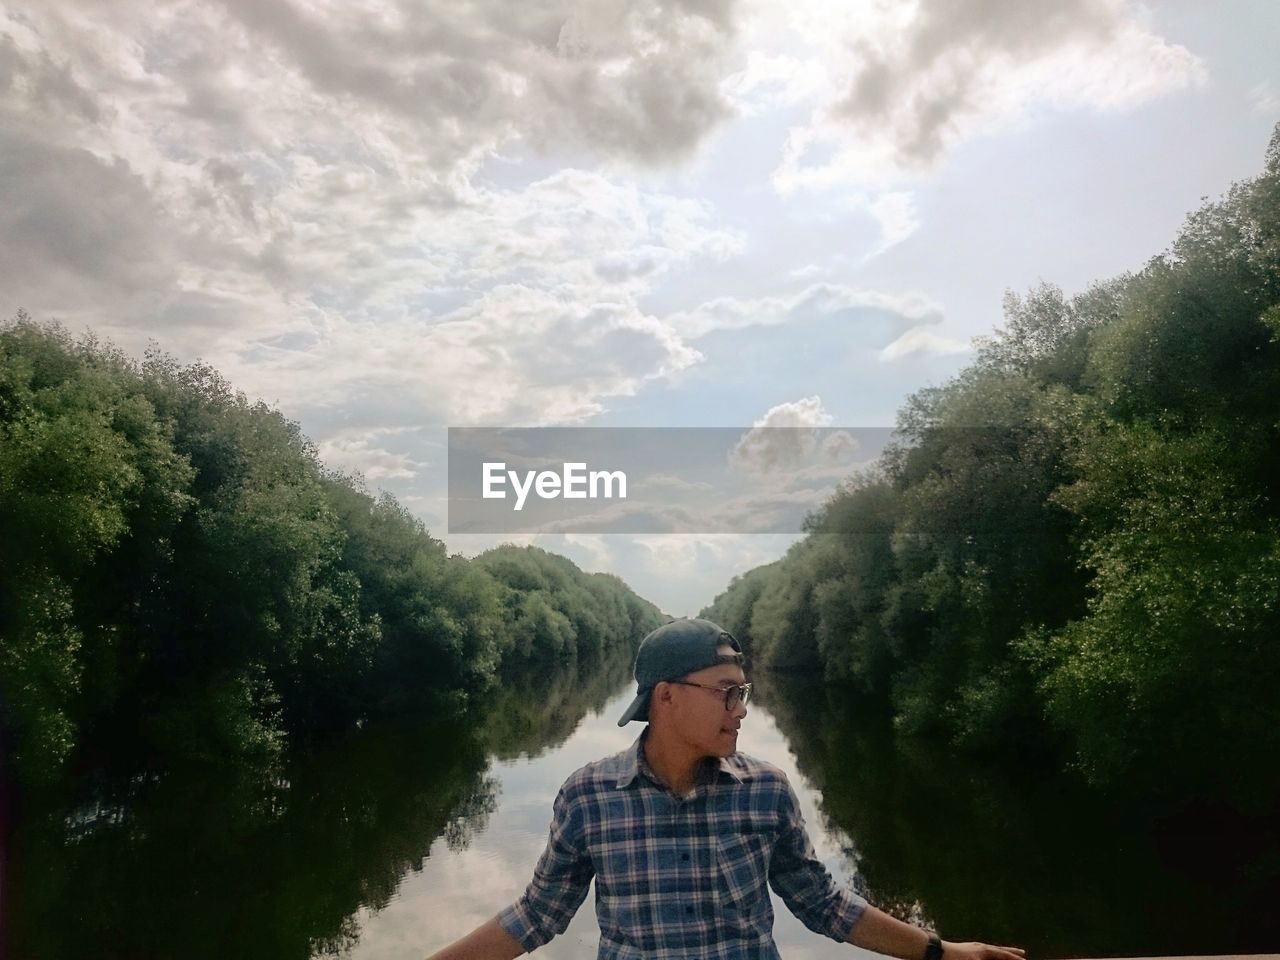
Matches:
[616,688,650,726]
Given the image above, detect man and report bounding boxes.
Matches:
[427,618,1026,960]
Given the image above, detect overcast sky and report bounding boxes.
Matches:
[3,0,1278,615]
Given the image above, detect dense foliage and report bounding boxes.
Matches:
[0,323,663,786]
[704,127,1280,806]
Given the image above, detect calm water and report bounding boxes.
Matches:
[10,661,1280,959]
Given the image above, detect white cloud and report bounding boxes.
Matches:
[820,429,860,463]
[665,282,943,340]
[621,534,802,614]
[879,326,972,362]
[729,395,833,475]
[750,395,833,430]
[864,191,920,259]
[630,534,783,583]
[560,533,615,572]
[0,1,748,430]
[3,38,742,426]
[220,287,705,428]
[721,51,824,116]
[788,264,825,280]
[315,429,429,482]
[701,399,872,527]
[1249,81,1280,117]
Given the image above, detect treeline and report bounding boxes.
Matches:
[0,321,663,786]
[704,127,1280,806]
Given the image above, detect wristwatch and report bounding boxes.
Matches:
[922,933,944,960]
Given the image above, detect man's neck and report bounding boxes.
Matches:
[642,724,710,795]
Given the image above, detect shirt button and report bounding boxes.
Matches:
[681,852,690,862]
[686,906,693,914]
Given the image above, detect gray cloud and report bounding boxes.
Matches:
[907,0,1116,68]
[199,158,258,225]
[774,0,1203,192]
[518,485,833,535]
[835,0,1124,165]
[0,132,174,318]
[0,30,99,123]
[205,0,738,172]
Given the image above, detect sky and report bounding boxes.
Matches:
[3,0,1278,615]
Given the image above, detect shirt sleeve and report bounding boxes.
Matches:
[768,774,868,942]
[496,779,595,952]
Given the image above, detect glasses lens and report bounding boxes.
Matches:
[725,683,750,710]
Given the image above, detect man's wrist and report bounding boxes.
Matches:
[922,932,944,960]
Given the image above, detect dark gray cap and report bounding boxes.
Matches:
[617,617,743,726]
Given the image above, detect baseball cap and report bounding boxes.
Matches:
[617,617,743,726]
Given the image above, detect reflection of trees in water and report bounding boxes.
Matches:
[310,915,362,959]
[10,721,497,959]
[440,774,500,853]
[754,670,1280,957]
[10,649,634,960]
[479,646,633,761]
[750,674,934,929]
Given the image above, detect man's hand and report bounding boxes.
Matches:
[846,905,1027,960]
[943,941,1026,960]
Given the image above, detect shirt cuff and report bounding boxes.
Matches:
[826,888,870,943]
[496,899,550,953]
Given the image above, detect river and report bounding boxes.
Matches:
[10,660,1278,958]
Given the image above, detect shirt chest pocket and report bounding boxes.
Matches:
[715,832,770,911]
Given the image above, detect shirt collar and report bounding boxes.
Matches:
[614,726,744,789]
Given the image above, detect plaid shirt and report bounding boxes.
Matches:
[497,729,867,959]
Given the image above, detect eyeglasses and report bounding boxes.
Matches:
[668,680,752,711]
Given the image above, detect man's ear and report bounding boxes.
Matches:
[653,681,674,711]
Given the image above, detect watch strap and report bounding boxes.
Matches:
[922,933,944,960]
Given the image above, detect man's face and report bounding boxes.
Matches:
[665,644,749,758]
